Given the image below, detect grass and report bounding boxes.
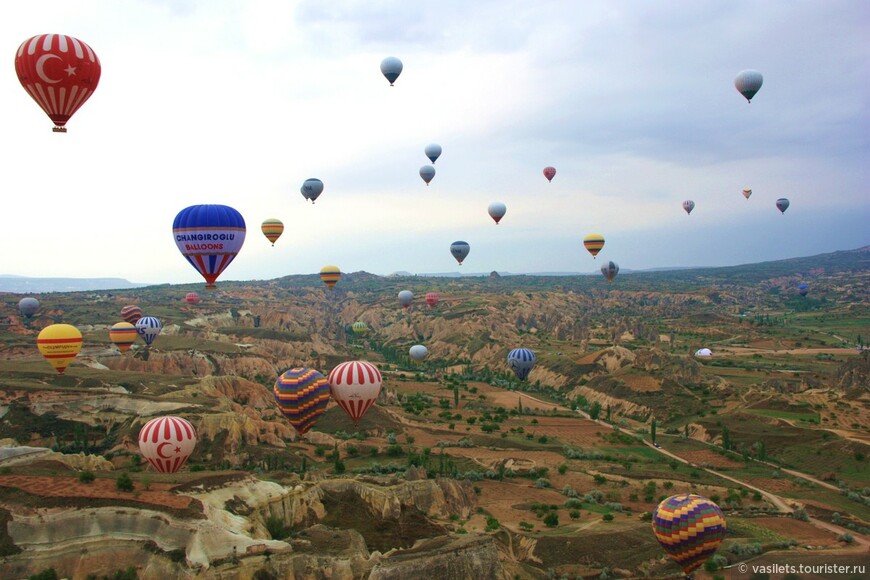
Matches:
[743,409,821,423]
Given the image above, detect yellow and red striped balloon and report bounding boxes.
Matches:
[273,368,331,435]
[261,218,284,246]
[320,265,341,290]
[652,494,727,575]
[583,233,605,258]
[109,321,137,353]
[37,324,83,374]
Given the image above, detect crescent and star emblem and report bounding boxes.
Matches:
[35,54,62,84]
[156,441,177,459]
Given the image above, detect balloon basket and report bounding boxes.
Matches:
[52,127,67,133]
[205,284,217,290]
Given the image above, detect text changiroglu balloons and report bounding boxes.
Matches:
[273,368,331,436]
[173,204,246,289]
[15,34,101,132]
[138,416,197,474]
[328,361,382,424]
[652,494,727,576]
[37,323,83,374]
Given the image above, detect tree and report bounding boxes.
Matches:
[651,417,657,444]
[116,473,134,492]
[454,385,460,408]
[543,512,559,527]
[684,424,690,439]
[720,425,732,450]
[606,404,611,423]
[589,401,602,420]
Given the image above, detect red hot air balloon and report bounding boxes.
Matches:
[15,34,101,132]
[425,292,440,308]
[543,167,556,182]
[138,416,197,474]
[184,292,200,304]
[328,361,382,424]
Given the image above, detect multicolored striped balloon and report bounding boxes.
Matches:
[273,368,331,435]
[261,219,284,246]
[351,321,369,335]
[583,233,605,258]
[652,494,727,576]
[136,316,162,346]
[320,265,341,289]
[37,324,83,374]
[328,361,382,424]
[173,204,246,289]
[120,305,143,324]
[109,321,137,353]
[507,348,535,380]
[138,416,197,474]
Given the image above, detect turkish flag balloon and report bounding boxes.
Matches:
[138,416,197,474]
[15,34,101,132]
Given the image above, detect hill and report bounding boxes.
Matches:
[0,275,147,293]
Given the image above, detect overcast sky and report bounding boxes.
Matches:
[1,0,867,285]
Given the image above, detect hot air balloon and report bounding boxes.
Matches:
[15,34,101,132]
[601,261,619,283]
[261,219,284,246]
[425,292,440,309]
[742,187,752,200]
[420,165,435,185]
[273,368,331,436]
[136,316,162,346]
[328,361,382,424]
[398,290,413,309]
[120,305,143,324]
[301,178,324,204]
[734,69,763,103]
[507,348,535,381]
[488,202,507,225]
[320,265,341,290]
[380,56,403,86]
[109,321,137,353]
[543,167,556,182]
[682,200,695,215]
[173,204,246,289]
[694,348,712,358]
[138,416,197,474]
[776,198,790,214]
[450,241,470,265]
[583,234,605,259]
[798,284,809,297]
[409,345,428,361]
[425,143,442,163]
[351,321,369,336]
[184,292,200,304]
[652,494,727,577]
[37,324,83,374]
[18,297,39,319]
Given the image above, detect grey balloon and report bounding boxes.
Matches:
[409,344,428,361]
[600,261,619,283]
[18,297,39,318]
[776,198,790,214]
[734,69,763,103]
[301,178,324,204]
[424,143,442,163]
[398,290,413,308]
[450,241,470,265]
[380,56,403,85]
[419,165,435,185]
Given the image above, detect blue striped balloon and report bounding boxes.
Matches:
[507,348,535,380]
[135,316,162,346]
[173,204,246,289]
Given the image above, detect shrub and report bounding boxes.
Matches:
[543,512,559,527]
[564,498,583,509]
[602,513,614,522]
[265,515,288,540]
[569,510,581,520]
[534,478,551,489]
[79,471,95,484]
[116,473,134,492]
[519,521,534,530]
[837,533,854,544]
[792,508,809,522]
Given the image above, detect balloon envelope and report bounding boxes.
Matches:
[734,69,763,103]
[507,348,535,380]
[425,143,442,163]
[352,321,369,335]
[409,345,428,361]
[682,200,695,215]
[320,265,341,289]
[398,290,413,308]
[601,261,619,283]
[120,305,143,324]
[273,368,331,435]
[488,202,507,224]
[695,348,713,357]
[652,494,727,575]
[328,361,382,423]
[18,297,39,319]
[173,204,246,289]
[543,167,556,182]
[37,323,82,374]
[15,34,101,132]
[380,56,403,85]
[742,187,752,200]
[136,316,162,346]
[261,219,284,245]
[450,241,470,265]
[109,321,137,353]
[425,292,440,308]
[138,416,197,474]
[184,292,200,304]
[301,178,324,203]
[798,284,809,297]
[776,198,790,214]
[583,234,605,258]
[420,165,435,185]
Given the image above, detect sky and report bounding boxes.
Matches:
[0,0,868,285]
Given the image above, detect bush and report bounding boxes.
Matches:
[602,513,614,522]
[265,515,288,540]
[534,478,551,489]
[28,570,59,580]
[519,521,534,530]
[485,516,500,532]
[564,498,583,509]
[792,508,809,522]
[569,510,580,520]
[116,473,134,492]
[79,471,95,484]
[838,533,854,544]
[543,512,559,527]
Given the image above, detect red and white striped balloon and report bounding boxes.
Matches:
[328,361,382,424]
[138,416,197,474]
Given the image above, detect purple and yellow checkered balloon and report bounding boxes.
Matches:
[273,368,331,436]
[652,494,727,575]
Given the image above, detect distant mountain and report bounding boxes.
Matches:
[0,275,148,293]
